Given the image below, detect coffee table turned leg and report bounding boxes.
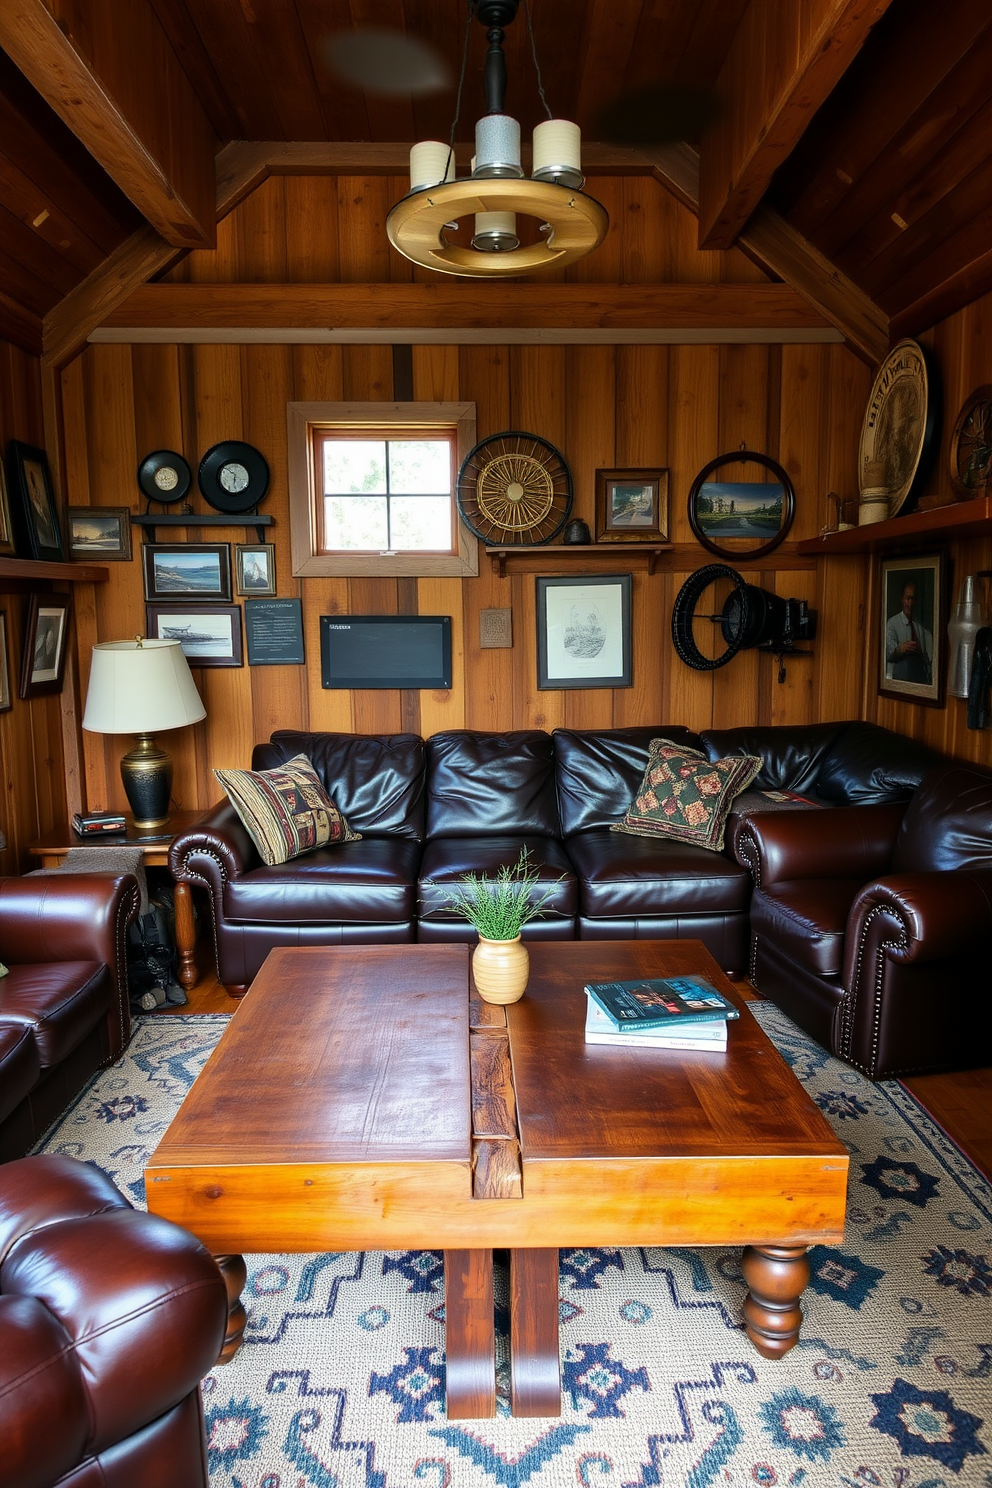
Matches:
[444,1250,496,1418]
[214,1253,248,1364]
[173,880,198,992]
[510,1248,561,1417]
[741,1244,810,1358]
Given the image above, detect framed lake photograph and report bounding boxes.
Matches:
[143,543,232,601]
[536,574,632,690]
[8,441,63,562]
[688,450,795,560]
[595,468,669,542]
[19,593,71,699]
[145,604,243,668]
[67,506,133,561]
[878,552,946,707]
[235,542,276,596]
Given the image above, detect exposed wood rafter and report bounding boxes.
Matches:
[697,0,896,251]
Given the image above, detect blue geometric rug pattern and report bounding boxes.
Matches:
[39,1005,991,1488]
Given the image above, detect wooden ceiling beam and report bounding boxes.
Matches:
[891,246,992,340]
[644,143,888,365]
[0,0,217,249]
[697,0,896,251]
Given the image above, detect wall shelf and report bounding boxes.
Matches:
[131,513,273,543]
[797,497,992,556]
[0,557,109,585]
[485,542,673,578]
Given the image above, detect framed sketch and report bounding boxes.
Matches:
[67,506,133,561]
[235,542,276,596]
[595,468,669,542]
[878,552,946,707]
[142,543,232,601]
[0,461,16,557]
[0,612,11,711]
[8,441,63,562]
[536,574,632,690]
[19,593,71,699]
[145,604,243,668]
[688,450,795,560]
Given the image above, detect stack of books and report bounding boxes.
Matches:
[584,974,739,1051]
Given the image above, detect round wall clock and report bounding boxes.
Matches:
[456,432,572,545]
[137,450,191,505]
[198,441,270,514]
[949,384,992,499]
[858,339,938,517]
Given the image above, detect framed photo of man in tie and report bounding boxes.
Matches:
[878,552,946,707]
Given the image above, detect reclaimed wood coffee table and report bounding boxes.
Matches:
[145,940,848,1418]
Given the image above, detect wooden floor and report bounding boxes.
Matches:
[161,948,992,1187]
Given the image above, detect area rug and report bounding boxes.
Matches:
[40,1007,991,1488]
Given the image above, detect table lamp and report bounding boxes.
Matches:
[82,639,206,829]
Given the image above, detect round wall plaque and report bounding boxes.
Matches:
[137,450,192,505]
[858,339,938,517]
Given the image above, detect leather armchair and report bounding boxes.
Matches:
[0,1153,227,1487]
[733,761,992,1079]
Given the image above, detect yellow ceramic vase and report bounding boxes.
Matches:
[472,934,529,1005]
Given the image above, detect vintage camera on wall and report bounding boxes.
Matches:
[672,564,817,676]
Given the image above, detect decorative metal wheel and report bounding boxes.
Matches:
[457,431,572,544]
[671,564,752,671]
[950,384,992,498]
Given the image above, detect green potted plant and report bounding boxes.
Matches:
[439,848,562,1004]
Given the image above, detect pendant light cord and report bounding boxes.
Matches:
[523,0,553,120]
[445,0,476,181]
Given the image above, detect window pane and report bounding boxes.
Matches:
[389,496,452,551]
[323,495,388,549]
[323,440,387,494]
[388,440,451,494]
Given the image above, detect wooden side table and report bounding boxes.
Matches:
[29,811,204,991]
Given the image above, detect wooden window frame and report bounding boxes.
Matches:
[288,401,478,577]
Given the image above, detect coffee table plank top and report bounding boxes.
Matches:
[152,944,472,1165]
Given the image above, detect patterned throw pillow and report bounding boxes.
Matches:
[215,754,359,866]
[612,738,763,852]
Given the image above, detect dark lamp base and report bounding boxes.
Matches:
[120,733,172,829]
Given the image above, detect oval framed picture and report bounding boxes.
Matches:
[687,450,795,560]
[198,441,270,514]
[858,339,939,517]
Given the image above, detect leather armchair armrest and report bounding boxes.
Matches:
[846,872,992,972]
[731,803,905,889]
[168,800,258,889]
[0,874,140,968]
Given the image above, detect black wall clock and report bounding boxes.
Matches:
[198,441,270,514]
[137,450,192,505]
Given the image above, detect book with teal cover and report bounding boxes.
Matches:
[583,974,739,1031]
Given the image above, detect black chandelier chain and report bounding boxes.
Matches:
[444,0,476,183]
[522,0,553,119]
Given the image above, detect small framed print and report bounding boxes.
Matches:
[0,612,11,711]
[145,604,243,668]
[142,543,232,602]
[67,506,133,561]
[8,441,63,561]
[878,552,946,708]
[0,462,16,557]
[595,468,669,542]
[235,542,276,596]
[19,593,71,699]
[536,574,632,690]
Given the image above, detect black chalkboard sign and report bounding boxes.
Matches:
[244,598,304,665]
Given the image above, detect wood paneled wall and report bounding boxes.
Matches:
[0,337,70,867]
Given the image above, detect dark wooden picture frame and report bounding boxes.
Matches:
[143,543,232,601]
[595,468,669,542]
[235,542,276,596]
[145,603,243,667]
[67,506,133,562]
[688,450,795,560]
[878,551,947,708]
[19,593,71,699]
[0,611,11,711]
[7,441,63,562]
[536,574,632,690]
[0,461,17,557]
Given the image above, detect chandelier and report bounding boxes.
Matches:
[386,0,608,278]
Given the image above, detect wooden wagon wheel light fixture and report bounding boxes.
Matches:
[386,0,608,277]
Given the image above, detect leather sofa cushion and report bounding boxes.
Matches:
[554,726,704,835]
[0,964,108,1069]
[892,759,992,872]
[223,839,421,924]
[701,723,845,795]
[0,1026,40,1123]
[750,880,863,977]
[814,721,939,804]
[418,836,577,920]
[254,732,425,839]
[426,731,559,839]
[565,830,751,917]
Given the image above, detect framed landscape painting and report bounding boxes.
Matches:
[595,468,669,542]
[67,507,132,561]
[143,543,232,602]
[146,603,243,667]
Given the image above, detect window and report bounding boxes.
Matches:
[288,402,478,577]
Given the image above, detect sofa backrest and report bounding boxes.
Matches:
[425,730,559,839]
[701,723,845,796]
[892,759,992,873]
[553,726,704,835]
[701,720,939,804]
[254,732,426,839]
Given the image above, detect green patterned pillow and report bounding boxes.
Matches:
[612,738,762,852]
[215,754,359,866]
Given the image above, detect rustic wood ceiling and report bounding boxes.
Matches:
[0,0,990,358]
